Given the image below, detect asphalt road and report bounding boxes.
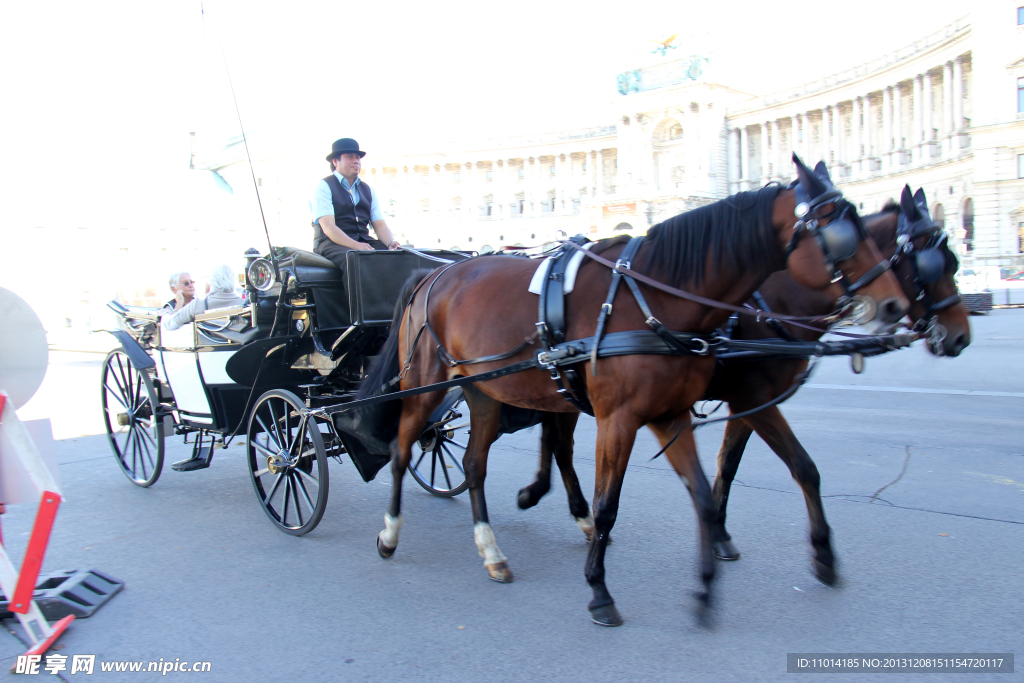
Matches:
[3,310,1021,682]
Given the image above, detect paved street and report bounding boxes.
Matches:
[3,310,1021,682]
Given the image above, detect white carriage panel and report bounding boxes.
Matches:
[197,350,237,385]
[160,350,213,423]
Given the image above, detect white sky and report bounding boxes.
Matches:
[0,0,970,234]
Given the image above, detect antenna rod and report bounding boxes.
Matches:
[202,3,276,266]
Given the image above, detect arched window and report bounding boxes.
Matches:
[962,198,974,253]
[932,203,945,231]
[668,124,683,140]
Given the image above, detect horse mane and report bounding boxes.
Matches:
[637,184,785,288]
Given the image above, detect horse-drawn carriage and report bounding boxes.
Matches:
[103,247,472,535]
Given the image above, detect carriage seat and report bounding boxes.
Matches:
[275,247,345,286]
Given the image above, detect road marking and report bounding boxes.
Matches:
[805,384,1024,398]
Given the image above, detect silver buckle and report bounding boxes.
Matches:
[601,303,613,315]
[615,259,631,270]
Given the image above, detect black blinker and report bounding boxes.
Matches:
[819,218,860,262]
[915,249,946,284]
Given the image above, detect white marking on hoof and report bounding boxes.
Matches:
[380,513,403,549]
[575,514,596,540]
[473,522,508,565]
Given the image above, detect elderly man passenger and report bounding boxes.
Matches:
[164,271,196,311]
[162,265,245,331]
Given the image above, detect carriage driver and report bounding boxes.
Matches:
[311,138,400,275]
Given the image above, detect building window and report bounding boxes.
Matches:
[1018,6,1024,24]
[550,165,556,175]
[486,171,493,180]
[1018,78,1024,113]
[582,162,587,172]
[1019,222,1024,253]
[486,202,493,216]
[518,168,525,178]
[963,198,974,253]
[614,159,618,169]
[1019,155,1024,179]
[454,173,461,182]
[669,124,682,139]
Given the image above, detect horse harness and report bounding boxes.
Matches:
[894,203,962,334]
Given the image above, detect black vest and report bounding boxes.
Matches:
[314,175,373,246]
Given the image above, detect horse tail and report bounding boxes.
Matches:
[356,268,433,399]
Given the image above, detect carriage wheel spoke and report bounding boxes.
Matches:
[132,373,143,412]
[253,467,270,477]
[294,471,317,511]
[281,476,292,525]
[438,448,454,491]
[104,384,129,410]
[294,466,319,486]
[264,471,285,505]
[255,415,282,450]
[111,357,129,401]
[290,475,304,526]
[441,443,465,474]
[445,439,467,450]
[252,439,278,458]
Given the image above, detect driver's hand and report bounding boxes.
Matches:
[388,240,401,250]
[355,242,374,251]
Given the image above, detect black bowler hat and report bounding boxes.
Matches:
[326,138,366,161]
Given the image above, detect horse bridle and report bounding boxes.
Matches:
[782,183,891,304]
[893,205,962,333]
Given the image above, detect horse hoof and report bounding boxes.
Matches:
[516,488,537,510]
[814,560,837,586]
[692,591,712,627]
[486,561,514,583]
[589,603,624,627]
[713,540,740,561]
[376,534,396,559]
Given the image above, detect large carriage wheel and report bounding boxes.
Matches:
[410,406,469,497]
[101,349,165,487]
[247,389,329,535]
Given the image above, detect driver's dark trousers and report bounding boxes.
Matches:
[314,238,387,283]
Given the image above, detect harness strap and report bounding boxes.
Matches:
[752,291,800,342]
[590,236,645,375]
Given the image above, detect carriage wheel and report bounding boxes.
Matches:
[247,389,329,536]
[410,408,469,497]
[101,349,165,487]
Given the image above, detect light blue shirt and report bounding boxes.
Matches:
[310,171,384,226]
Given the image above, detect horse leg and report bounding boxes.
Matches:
[516,413,554,510]
[710,417,754,561]
[649,420,717,614]
[462,386,513,583]
[744,405,837,586]
[585,417,636,626]
[377,393,442,559]
[548,412,595,540]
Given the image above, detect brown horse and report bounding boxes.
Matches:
[706,185,969,575]
[360,155,909,626]
[517,185,970,588]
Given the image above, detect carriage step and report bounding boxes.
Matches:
[0,569,123,620]
[171,445,215,471]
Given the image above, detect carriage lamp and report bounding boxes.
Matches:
[247,258,275,292]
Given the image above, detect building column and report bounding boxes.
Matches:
[952,56,965,137]
[923,70,934,160]
[911,74,923,164]
[759,122,768,182]
[590,150,599,198]
[739,126,749,190]
[554,153,564,213]
[597,149,606,198]
[506,158,515,218]
[727,126,738,193]
[882,87,892,169]
[770,119,781,180]
[864,95,875,172]
[821,106,831,169]
[795,113,805,161]
[851,97,861,176]
[893,84,903,164]
[943,61,954,156]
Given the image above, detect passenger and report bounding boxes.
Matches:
[311,137,401,278]
[162,264,245,331]
[164,271,196,311]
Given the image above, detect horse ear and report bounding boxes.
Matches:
[813,161,832,182]
[900,185,919,219]
[793,153,827,198]
[913,187,927,207]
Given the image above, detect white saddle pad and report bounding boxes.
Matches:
[528,243,595,296]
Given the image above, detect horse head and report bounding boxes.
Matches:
[781,153,909,332]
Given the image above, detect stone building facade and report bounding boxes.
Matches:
[203,6,1024,272]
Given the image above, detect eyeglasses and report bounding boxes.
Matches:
[179,280,196,286]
